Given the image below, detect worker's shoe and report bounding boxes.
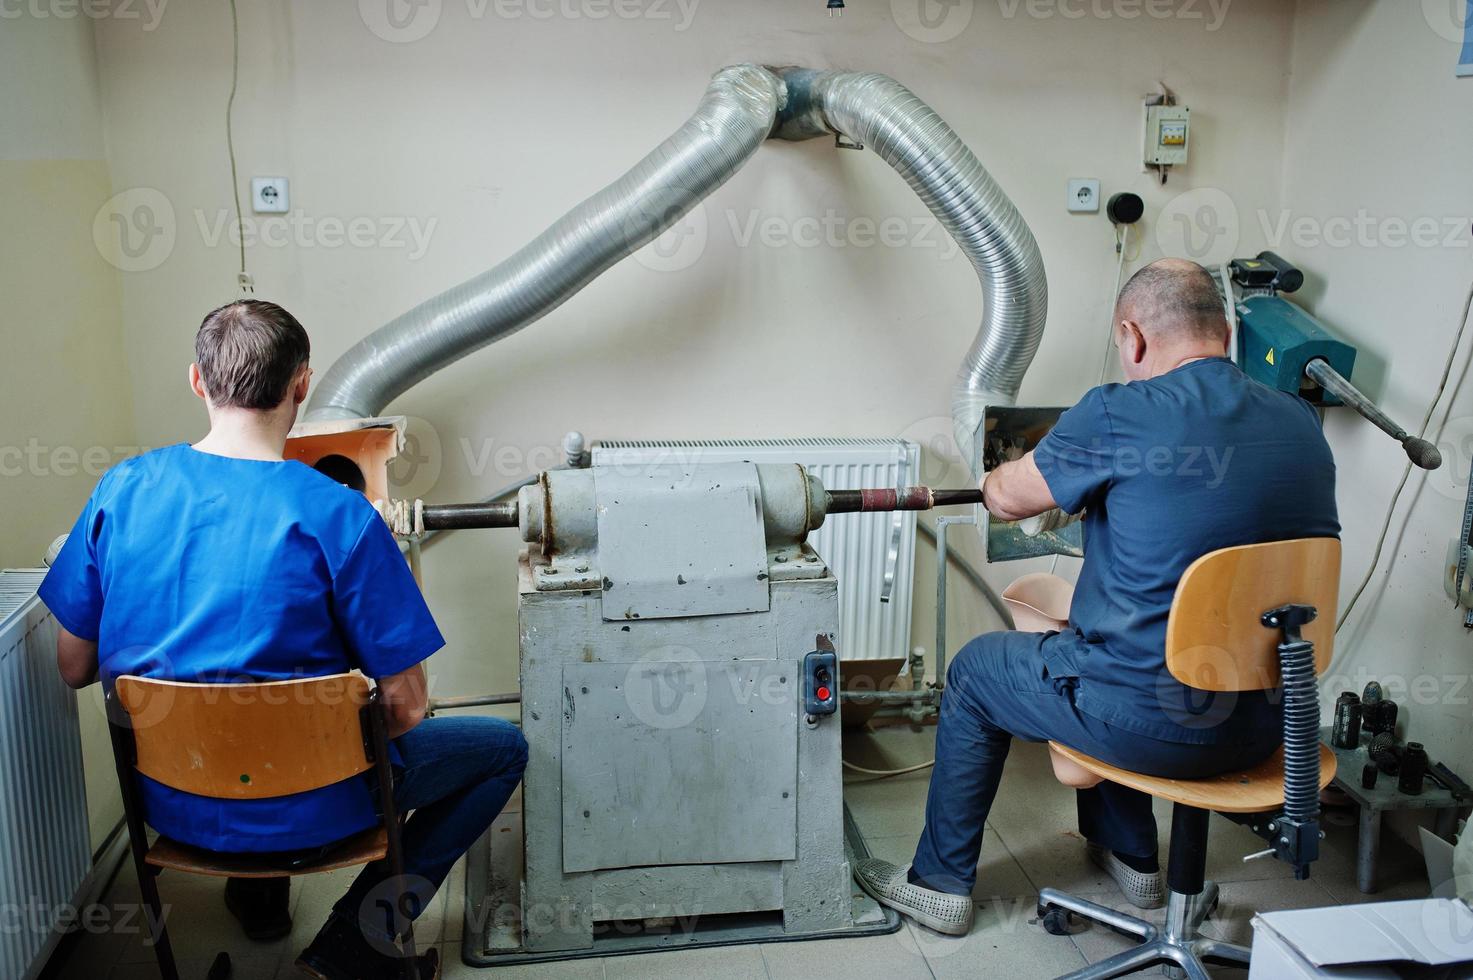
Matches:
[1087,843,1164,910]
[854,859,974,936]
[295,914,440,980]
[224,876,292,941]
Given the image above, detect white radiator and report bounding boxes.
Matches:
[592,439,919,660]
[0,569,92,980]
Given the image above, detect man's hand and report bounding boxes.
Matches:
[980,451,1059,522]
[378,663,429,739]
[56,626,99,689]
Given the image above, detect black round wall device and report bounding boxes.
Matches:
[1106,192,1145,225]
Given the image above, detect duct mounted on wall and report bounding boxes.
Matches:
[305,63,1049,487]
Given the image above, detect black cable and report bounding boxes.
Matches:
[225,0,250,292]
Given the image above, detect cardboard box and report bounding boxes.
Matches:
[1249,900,1473,978]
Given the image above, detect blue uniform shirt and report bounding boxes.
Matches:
[39,444,445,852]
[1031,358,1339,744]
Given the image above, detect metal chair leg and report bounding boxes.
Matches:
[1041,884,1234,980]
[1193,936,1252,966]
[108,693,180,980]
[1038,887,1156,941]
[1056,941,1173,980]
[133,846,179,980]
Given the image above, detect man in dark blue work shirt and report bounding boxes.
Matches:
[41,301,527,979]
[856,259,1339,936]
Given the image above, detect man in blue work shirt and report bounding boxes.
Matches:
[856,259,1339,935]
[41,300,527,979]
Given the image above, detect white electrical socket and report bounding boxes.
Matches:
[1067,178,1100,213]
[251,177,289,213]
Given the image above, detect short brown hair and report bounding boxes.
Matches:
[194,300,310,410]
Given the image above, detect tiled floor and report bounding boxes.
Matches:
[47,727,1432,979]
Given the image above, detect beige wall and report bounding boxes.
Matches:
[85,0,1297,709]
[1283,1,1473,776]
[0,11,134,852]
[0,13,137,571]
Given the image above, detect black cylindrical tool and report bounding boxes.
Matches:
[1398,742,1429,795]
[1361,763,1378,790]
[1368,700,1399,736]
[1332,692,1362,748]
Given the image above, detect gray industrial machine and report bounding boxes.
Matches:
[428,463,982,963]
[513,462,850,953]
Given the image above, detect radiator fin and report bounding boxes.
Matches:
[0,569,92,979]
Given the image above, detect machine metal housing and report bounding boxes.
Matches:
[485,463,878,957]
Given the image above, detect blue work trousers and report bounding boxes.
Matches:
[910,632,1279,896]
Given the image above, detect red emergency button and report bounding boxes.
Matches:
[817,686,832,702]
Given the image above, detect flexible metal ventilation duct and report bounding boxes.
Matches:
[307,64,1048,478]
[769,67,1048,472]
[306,64,783,422]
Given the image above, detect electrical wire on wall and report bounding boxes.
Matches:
[225,0,252,294]
[1336,276,1473,635]
[1046,222,1135,577]
[1095,223,1133,386]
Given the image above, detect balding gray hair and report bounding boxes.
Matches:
[1116,259,1229,341]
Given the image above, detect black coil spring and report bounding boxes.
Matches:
[1279,638,1320,822]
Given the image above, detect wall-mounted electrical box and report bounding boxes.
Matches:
[1143,104,1190,167]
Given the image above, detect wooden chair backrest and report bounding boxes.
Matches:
[113,673,374,800]
[1165,538,1340,693]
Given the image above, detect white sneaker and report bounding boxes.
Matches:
[853,859,975,936]
[1087,843,1164,910]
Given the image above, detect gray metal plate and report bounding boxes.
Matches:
[594,463,770,621]
[560,659,798,873]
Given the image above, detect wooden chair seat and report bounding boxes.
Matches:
[1047,741,1337,814]
[144,826,388,879]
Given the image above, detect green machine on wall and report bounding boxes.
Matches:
[1231,251,1442,471]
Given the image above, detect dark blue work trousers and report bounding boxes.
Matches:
[910,631,1279,896]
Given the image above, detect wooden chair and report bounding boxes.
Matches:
[1037,538,1341,980]
[105,673,418,980]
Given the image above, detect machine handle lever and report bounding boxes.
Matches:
[1303,359,1442,470]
